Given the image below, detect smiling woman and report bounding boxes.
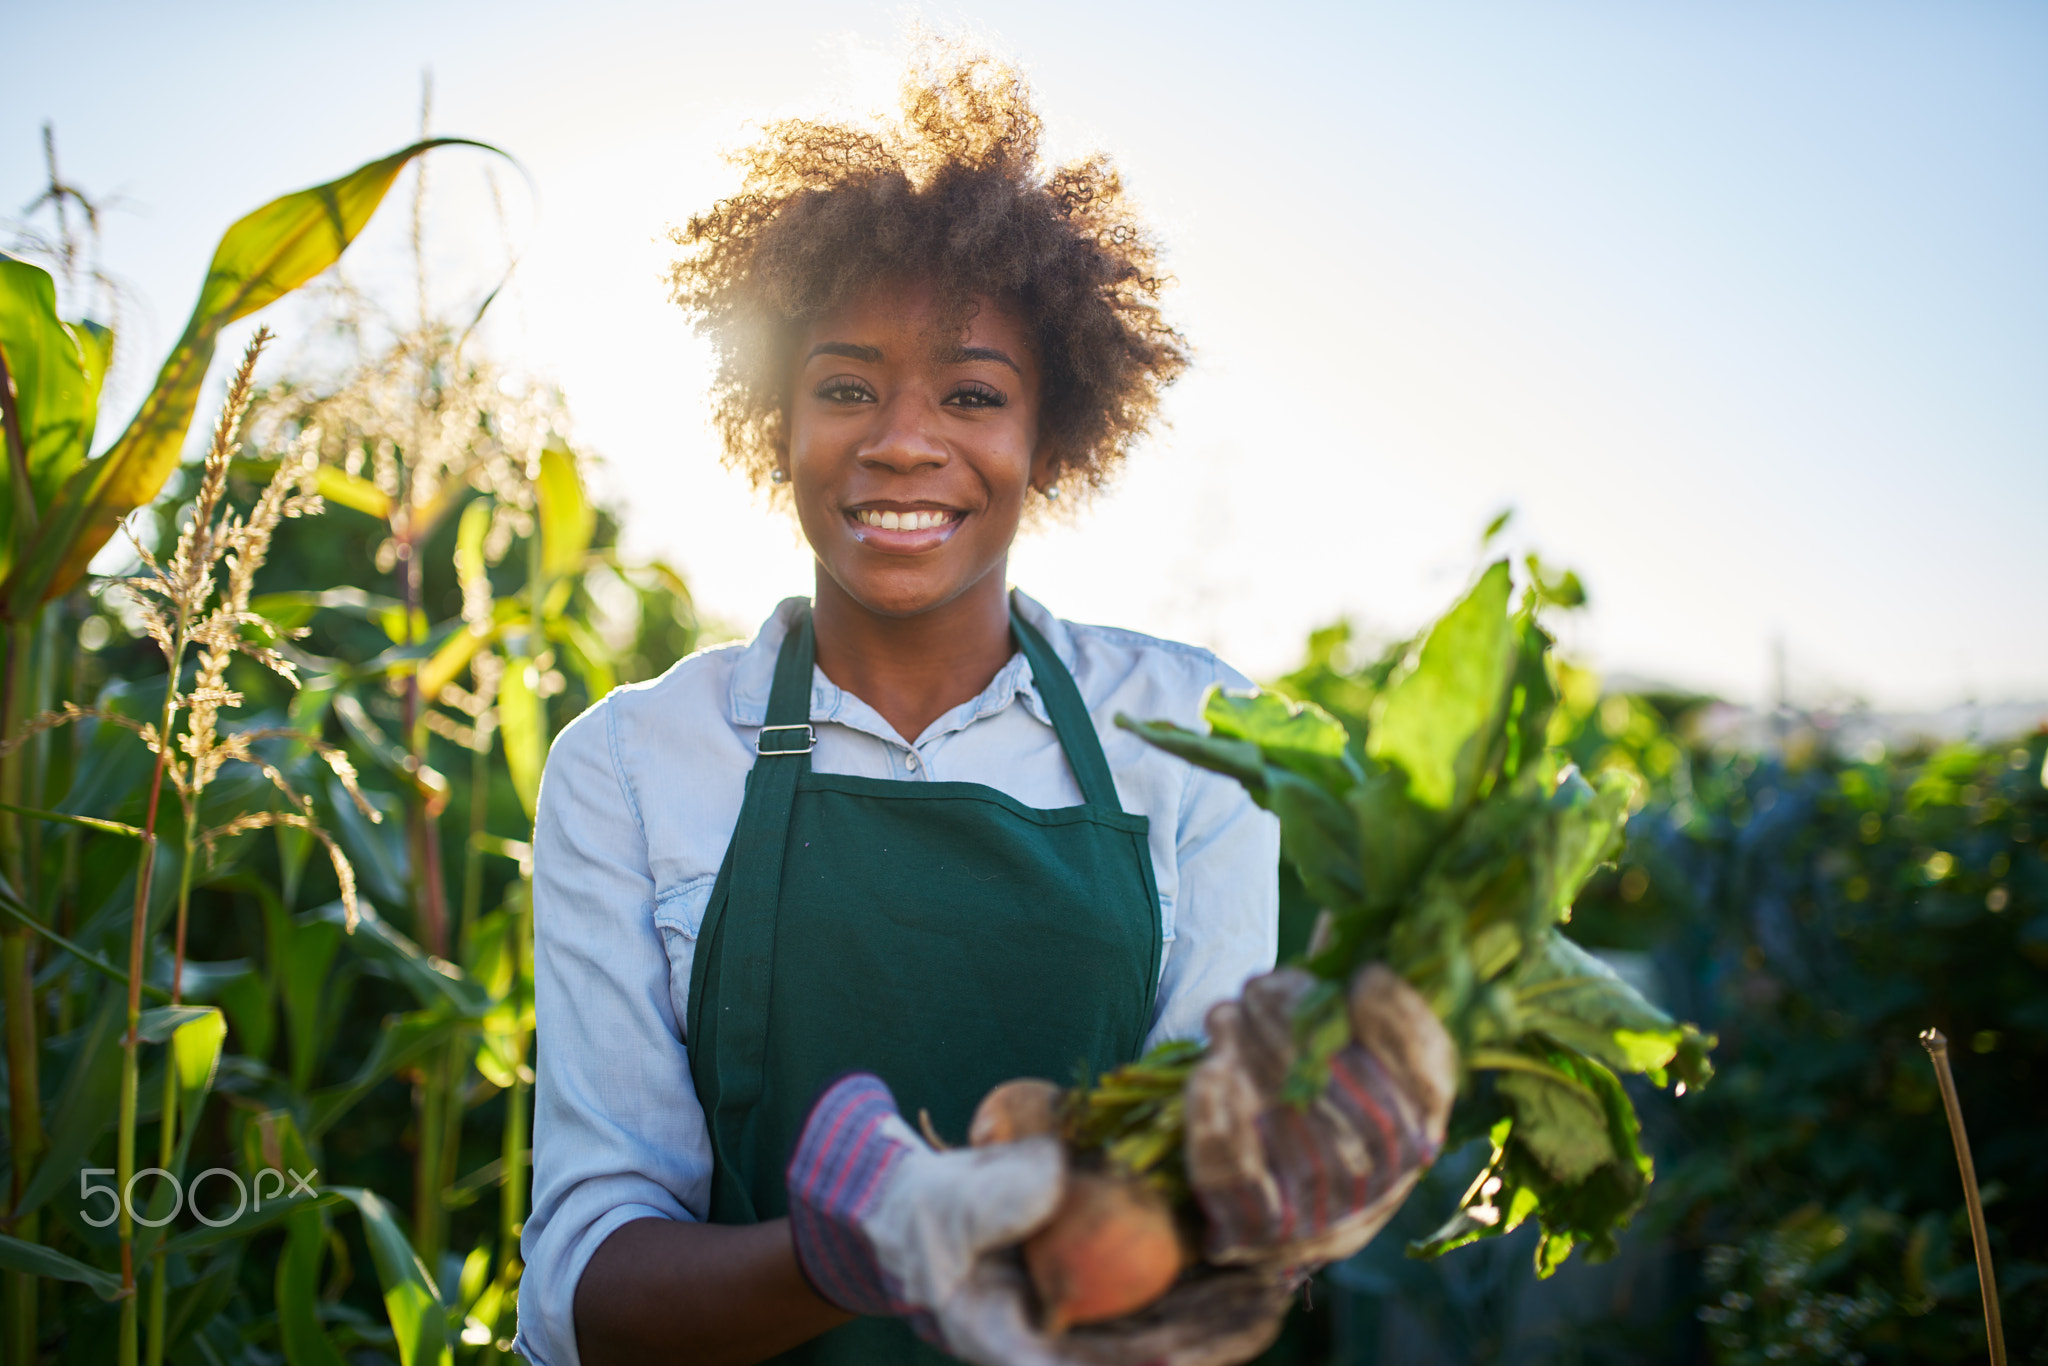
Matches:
[513,40,1448,1366]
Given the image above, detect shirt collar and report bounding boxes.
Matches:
[727,589,1078,744]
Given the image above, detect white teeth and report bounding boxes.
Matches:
[856,509,953,530]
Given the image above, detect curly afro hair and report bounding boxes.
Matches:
[667,43,1189,507]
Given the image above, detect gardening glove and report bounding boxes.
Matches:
[785,1073,1075,1366]
[787,1075,1302,1366]
[1186,963,1458,1268]
[1041,1263,1304,1366]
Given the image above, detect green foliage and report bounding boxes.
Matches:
[1563,707,2048,1363]
[0,135,708,1364]
[1115,561,1715,1278]
[0,254,108,559]
[1292,622,2044,1362]
[0,139,503,619]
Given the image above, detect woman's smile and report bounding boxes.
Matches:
[846,503,964,549]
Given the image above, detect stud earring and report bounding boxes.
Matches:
[1043,482,1061,501]
[769,468,788,485]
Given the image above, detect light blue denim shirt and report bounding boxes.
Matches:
[515,592,1280,1365]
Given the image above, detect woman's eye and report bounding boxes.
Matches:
[947,381,1006,409]
[815,375,875,403]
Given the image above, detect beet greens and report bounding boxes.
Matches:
[1100,559,1715,1277]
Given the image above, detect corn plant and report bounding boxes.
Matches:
[238,300,705,1355]
[0,137,525,1364]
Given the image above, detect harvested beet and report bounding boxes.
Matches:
[968,1078,1062,1147]
[1023,1170,1186,1333]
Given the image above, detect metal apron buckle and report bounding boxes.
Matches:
[756,724,816,756]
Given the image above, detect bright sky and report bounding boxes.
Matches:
[8,1,2045,710]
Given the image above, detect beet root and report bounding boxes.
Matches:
[968,1078,1063,1147]
[1023,1171,1186,1333]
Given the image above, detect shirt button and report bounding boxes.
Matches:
[904,751,918,770]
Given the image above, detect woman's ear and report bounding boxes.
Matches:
[1029,445,1063,497]
[763,410,791,489]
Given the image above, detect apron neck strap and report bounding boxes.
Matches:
[1009,602,1123,812]
[760,599,1124,812]
[760,607,819,767]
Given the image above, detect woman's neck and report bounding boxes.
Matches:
[810,563,1017,746]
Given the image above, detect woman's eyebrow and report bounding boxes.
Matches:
[944,345,1021,375]
[806,342,883,364]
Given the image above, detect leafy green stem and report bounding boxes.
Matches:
[0,895,168,1002]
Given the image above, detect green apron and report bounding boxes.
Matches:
[687,599,1163,1366]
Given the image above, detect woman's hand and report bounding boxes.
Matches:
[1186,963,1459,1268]
[787,1074,1080,1365]
[1033,963,1458,1366]
[785,966,1456,1366]
[790,1074,1281,1366]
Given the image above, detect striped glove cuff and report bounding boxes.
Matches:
[785,1073,917,1318]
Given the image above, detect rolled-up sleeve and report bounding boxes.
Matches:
[1143,665,1281,1048]
[515,700,711,1366]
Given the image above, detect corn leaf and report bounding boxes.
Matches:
[330,1186,451,1366]
[173,1006,228,1113]
[455,495,490,584]
[417,624,492,707]
[3,138,502,615]
[553,616,617,704]
[308,1008,466,1139]
[233,458,392,519]
[162,1189,341,1256]
[69,318,112,409]
[133,1007,234,1260]
[216,968,275,1064]
[499,654,544,818]
[0,254,105,571]
[248,584,406,629]
[136,1003,218,1043]
[307,899,489,1018]
[0,1232,123,1300]
[246,1110,349,1366]
[12,991,123,1218]
[536,441,595,583]
[308,462,393,519]
[281,913,342,1094]
[278,1200,347,1366]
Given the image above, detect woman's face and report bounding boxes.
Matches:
[785,278,1047,620]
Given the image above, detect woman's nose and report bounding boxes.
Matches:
[856,394,950,474]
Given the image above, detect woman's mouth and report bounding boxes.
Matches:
[853,508,956,531]
[847,506,962,552]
